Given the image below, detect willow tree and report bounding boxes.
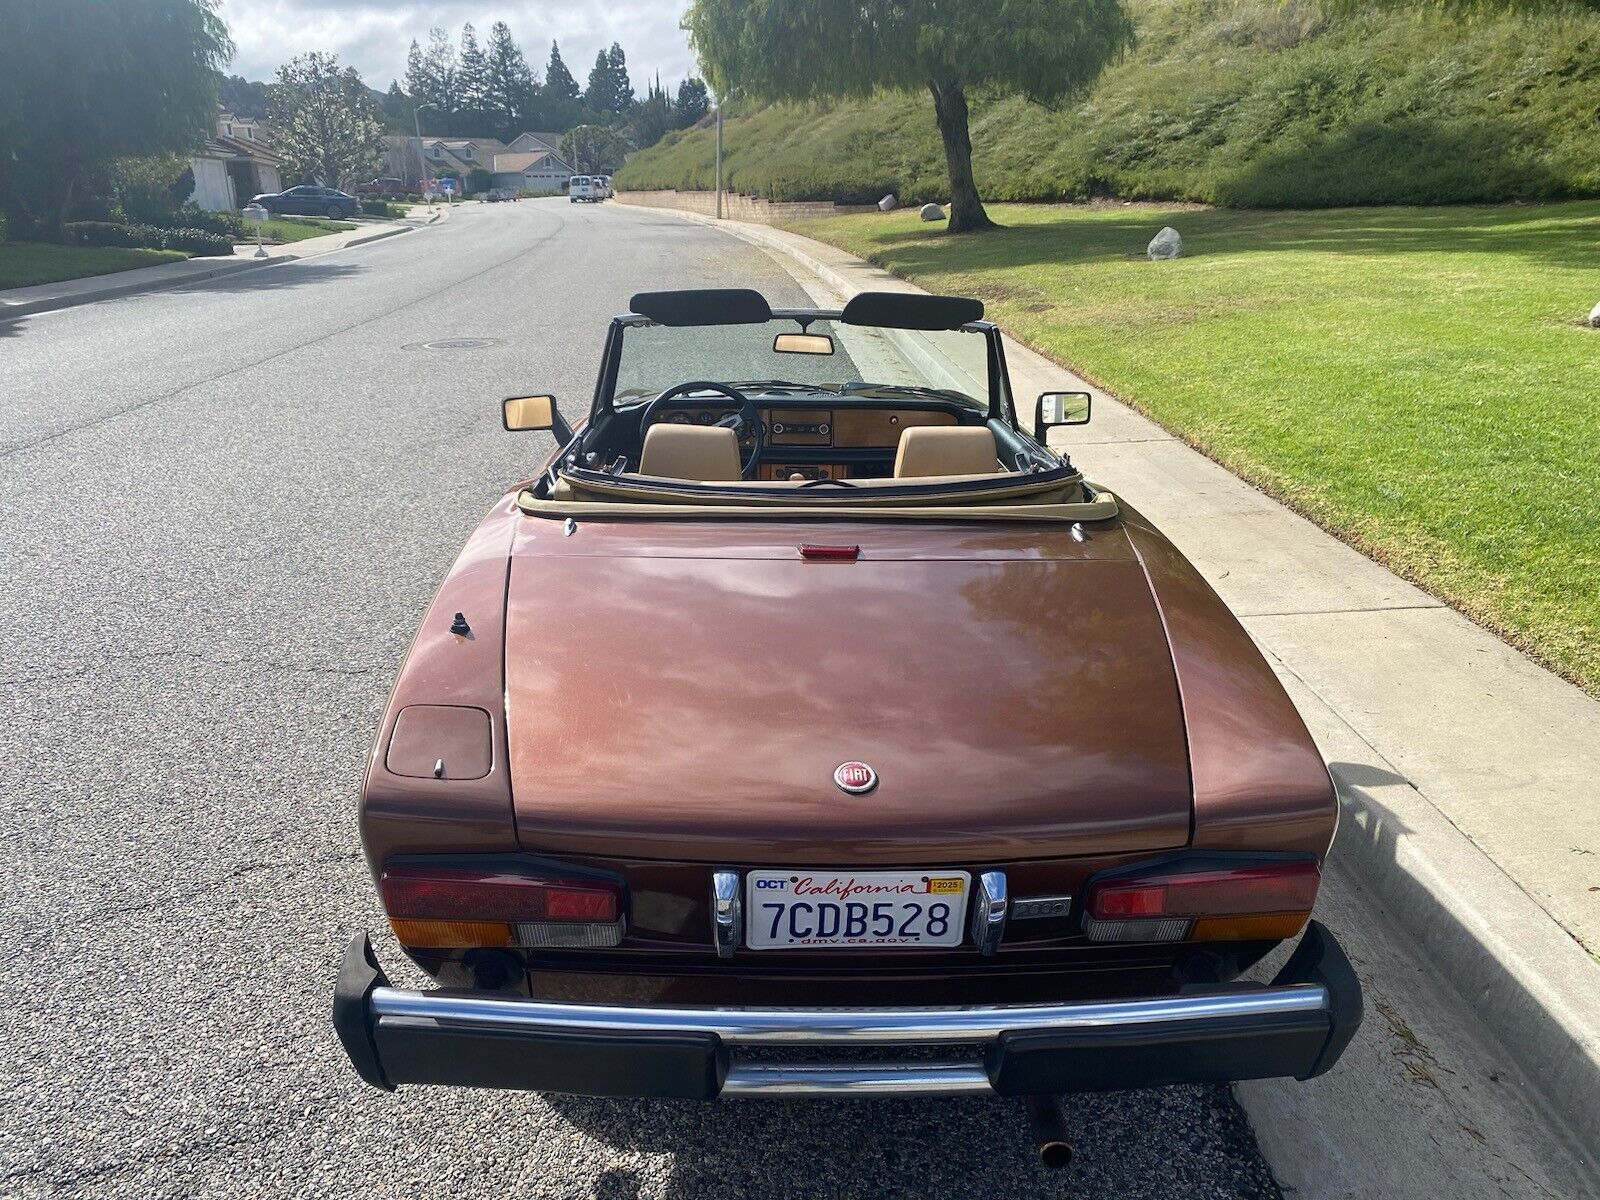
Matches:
[684,0,1134,232]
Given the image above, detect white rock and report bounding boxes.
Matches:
[919,203,944,221]
[1147,226,1184,261]
[1589,300,1600,328]
[878,193,897,212]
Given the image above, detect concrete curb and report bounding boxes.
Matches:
[649,203,1600,1154]
[0,223,414,320]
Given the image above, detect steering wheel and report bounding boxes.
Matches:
[639,381,766,480]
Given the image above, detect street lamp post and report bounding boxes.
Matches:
[714,105,723,220]
[412,101,438,196]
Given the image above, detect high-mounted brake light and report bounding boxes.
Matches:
[1082,858,1320,944]
[380,861,625,949]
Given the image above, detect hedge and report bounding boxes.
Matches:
[65,220,234,257]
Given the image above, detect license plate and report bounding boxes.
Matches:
[744,869,970,950]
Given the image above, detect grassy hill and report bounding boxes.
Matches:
[617,0,1600,208]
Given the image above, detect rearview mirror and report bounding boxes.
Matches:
[502,395,574,442]
[773,332,835,356]
[1034,390,1091,441]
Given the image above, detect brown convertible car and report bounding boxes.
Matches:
[334,288,1359,1152]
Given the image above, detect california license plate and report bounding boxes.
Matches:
[744,869,971,949]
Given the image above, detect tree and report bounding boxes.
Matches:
[486,22,537,136]
[684,0,1134,232]
[0,0,231,235]
[269,53,385,191]
[585,50,615,115]
[457,23,490,119]
[220,75,271,118]
[607,43,636,113]
[675,77,710,128]
[560,124,629,174]
[421,27,457,117]
[545,41,581,102]
[631,75,675,149]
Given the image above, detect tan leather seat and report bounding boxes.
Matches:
[893,427,1002,478]
[638,424,742,481]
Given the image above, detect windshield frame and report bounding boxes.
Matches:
[589,308,1017,429]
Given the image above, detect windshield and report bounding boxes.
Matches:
[610,319,993,412]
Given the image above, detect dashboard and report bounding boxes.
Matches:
[659,406,958,480]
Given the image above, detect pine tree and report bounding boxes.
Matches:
[606,43,634,113]
[584,49,613,115]
[457,23,489,118]
[545,41,579,102]
[485,22,535,137]
[421,27,456,118]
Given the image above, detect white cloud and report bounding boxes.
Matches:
[219,0,697,89]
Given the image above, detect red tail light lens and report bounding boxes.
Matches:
[381,863,620,923]
[380,861,624,949]
[1084,857,1320,944]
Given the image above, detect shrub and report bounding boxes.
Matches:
[153,206,244,238]
[65,220,163,249]
[63,220,233,256]
[360,199,404,218]
[158,227,235,256]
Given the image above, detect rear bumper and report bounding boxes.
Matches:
[333,921,1361,1099]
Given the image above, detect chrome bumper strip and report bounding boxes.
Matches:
[369,982,1330,1045]
[720,1060,994,1097]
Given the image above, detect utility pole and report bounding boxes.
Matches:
[714,104,723,220]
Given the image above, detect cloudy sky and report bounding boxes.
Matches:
[219,1,699,90]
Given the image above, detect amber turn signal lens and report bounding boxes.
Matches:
[388,918,513,948]
[1190,913,1310,942]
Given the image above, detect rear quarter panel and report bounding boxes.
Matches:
[1121,501,1337,858]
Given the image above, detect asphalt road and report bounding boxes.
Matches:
[0,200,1284,1198]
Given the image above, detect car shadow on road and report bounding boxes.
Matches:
[547,1085,1280,1198]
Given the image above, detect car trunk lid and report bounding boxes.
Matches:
[505,520,1191,865]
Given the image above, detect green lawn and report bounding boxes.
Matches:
[789,201,1600,692]
[0,242,186,290]
[257,216,356,243]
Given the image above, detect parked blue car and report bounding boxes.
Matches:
[249,185,359,219]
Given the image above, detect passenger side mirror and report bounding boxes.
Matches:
[1034,390,1091,441]
[502,395,574,442]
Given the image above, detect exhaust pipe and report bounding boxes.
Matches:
[1023,1094,1074,1169]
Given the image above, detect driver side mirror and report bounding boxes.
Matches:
[1034,390,1091,441]
[502,395,574,443]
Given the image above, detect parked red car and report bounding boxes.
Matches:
[355,177,406,196]
[333,289,1359,1159]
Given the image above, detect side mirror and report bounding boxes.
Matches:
[1034,390,1091,441]
[502,395,573,442]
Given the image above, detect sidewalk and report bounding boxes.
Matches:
[0,217,422,320]
[662,210,1600,1156]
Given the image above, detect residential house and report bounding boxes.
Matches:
[508,132,564,155]
[188,112,285,212]
[420,138,510,194]
[491,149,572,195]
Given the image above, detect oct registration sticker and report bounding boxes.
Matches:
[745,870,971,949]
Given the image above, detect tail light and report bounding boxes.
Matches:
[1082,857,1320,944]
[380,860,625,949]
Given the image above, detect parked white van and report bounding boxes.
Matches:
[569,176,603,203]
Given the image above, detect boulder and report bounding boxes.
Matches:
[1147,226,1183,261]
[919,203,945,222]
[878,193,898,212]
[1589,300,1600,328]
